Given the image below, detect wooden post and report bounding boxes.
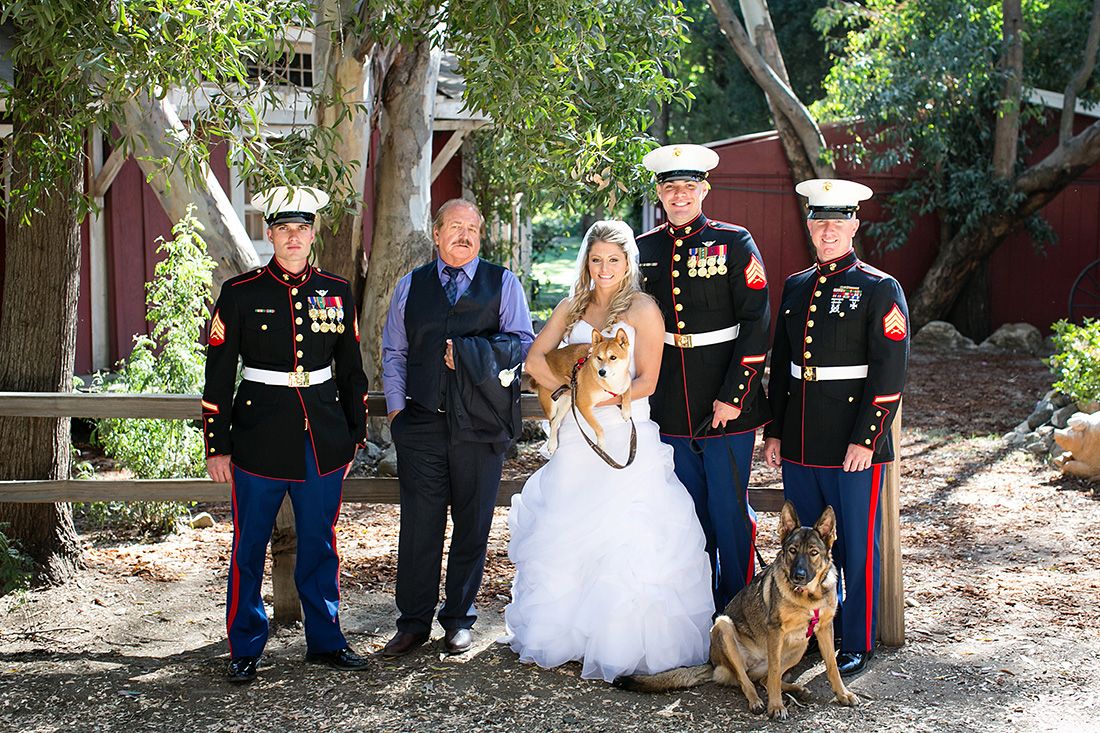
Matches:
[878,400,905,646]
[270,497,302,625]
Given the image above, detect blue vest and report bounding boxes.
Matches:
[404,260,504,411]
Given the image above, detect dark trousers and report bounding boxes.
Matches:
[391,402,506,635]
[226,437,347,658]
[662,430,757,613]
[781,461,883,653]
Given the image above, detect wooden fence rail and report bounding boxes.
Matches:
[0,391,903,645]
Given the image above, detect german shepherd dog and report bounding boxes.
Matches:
[536,328,632,454]
[615,502,859,720]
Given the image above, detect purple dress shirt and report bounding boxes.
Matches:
[381,257,535,413]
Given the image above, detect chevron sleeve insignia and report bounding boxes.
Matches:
[883,303,907,341]
[744,254,767,290]
[209,310,226,347]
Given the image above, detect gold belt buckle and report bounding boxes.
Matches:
[288,371,311,387]
[803,366,816,382]
[675,333,693,348]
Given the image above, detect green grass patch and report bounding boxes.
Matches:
[530,237,581,320]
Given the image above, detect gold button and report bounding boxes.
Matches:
[848,397,855,403]
[246,400,252,406]
[291,288,299,295]
[819,276,827,284]
[830,263,837,271]
[865,439,872,445]
[672,270,680,278]
[807,320,815,328]
[733,398,739,403]
[876,411,883,417]
[673,287,681,295]
[296,334,304,342]
[738,384,745,390]
[784,309,790,315]
[805,336,813,344]
[295,302,302,310]
[814,290,822,297]
[207,417,213,423]
[210,448,215,454]
[804,351,812,359]
[810,305,817,312]
[261,324,268,331]
[675,239,683,247]
[208,432,214,437]
[675,303,683,311]
[296,350,304,358]
[674,254,681,262]
[295,366,304,372]
[677,321,685,329]
[296,317,303,325]
[839,312,846,318]
[685,226,692,233]
[870,425,877,431]
[744,370,750,376]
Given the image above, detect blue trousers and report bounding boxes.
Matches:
[663,431,757,612]
[781,461,883,653]
[226,438,347,658]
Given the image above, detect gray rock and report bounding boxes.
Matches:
[189,512,216,529]
[1027,403,1055,429]
[1077,400,1100,414]
[1025,440,1049,455]
[1051,404,1078,429]
[377,444,398,477]
[1003,431,1027,447]
[981,323,1043,354]
[912,321,976,350]
[1050,391,1073,408]
[1014,420,1032,434]
[361,440,384,462]
[1035,425,1055,438]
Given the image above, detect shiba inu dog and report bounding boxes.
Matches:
[615,502,859,720]
[537,327,632,454]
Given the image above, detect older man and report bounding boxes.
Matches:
[764,178,910,677]
[380,199,534,657]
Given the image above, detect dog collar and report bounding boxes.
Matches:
[806,608,820,639]
[604,389,620,398]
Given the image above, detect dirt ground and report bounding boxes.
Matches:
[2,347,1099,733]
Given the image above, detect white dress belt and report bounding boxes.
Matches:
[664,324,740,349]
[790,362,869,382]
[242,365,333,388]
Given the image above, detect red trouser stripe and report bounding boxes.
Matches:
[865,464,883,650]
[226,470,242,656]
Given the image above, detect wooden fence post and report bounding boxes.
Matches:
[270,496,302,625]
[878,400,905,646]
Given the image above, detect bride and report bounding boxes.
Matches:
[501,220,714,683]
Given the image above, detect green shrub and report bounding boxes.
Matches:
[1048,319,1100,405]
[87,206,215,535]
[0,525,34,596]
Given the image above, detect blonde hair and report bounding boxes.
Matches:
[564,220,647,337]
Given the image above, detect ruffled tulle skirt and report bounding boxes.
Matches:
[500,400,714,682]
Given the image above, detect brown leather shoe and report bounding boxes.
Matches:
[380,630,429,658]
[443,628,473,655]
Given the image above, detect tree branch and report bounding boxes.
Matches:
[992,0,1023,179]
[1061,0,1100,144]
[707,0,830,175]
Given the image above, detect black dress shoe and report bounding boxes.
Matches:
[227,656,259,684]
[443,628,473,655]
[305,647,369,671]
[837,650,874,677]
[380,631,430,658]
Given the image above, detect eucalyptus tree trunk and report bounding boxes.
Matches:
[121,92,259,290]
[358,36,442,386]
[313,0,372,288]
[0,68,83,582]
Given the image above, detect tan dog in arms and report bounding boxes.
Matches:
[616,502,859,720]
[536,328,632,454]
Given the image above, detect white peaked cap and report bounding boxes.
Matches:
[795,179,874,219]
[643,144,720,182]
[251,186,330,225]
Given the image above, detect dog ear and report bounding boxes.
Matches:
[814,505,837,546]
[779,501,800,540]
[591,329,603,344]
[615,327,629,347]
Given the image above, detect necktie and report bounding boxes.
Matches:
[443,265,462,306]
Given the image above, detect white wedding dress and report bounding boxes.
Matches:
[501,320,715,683]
